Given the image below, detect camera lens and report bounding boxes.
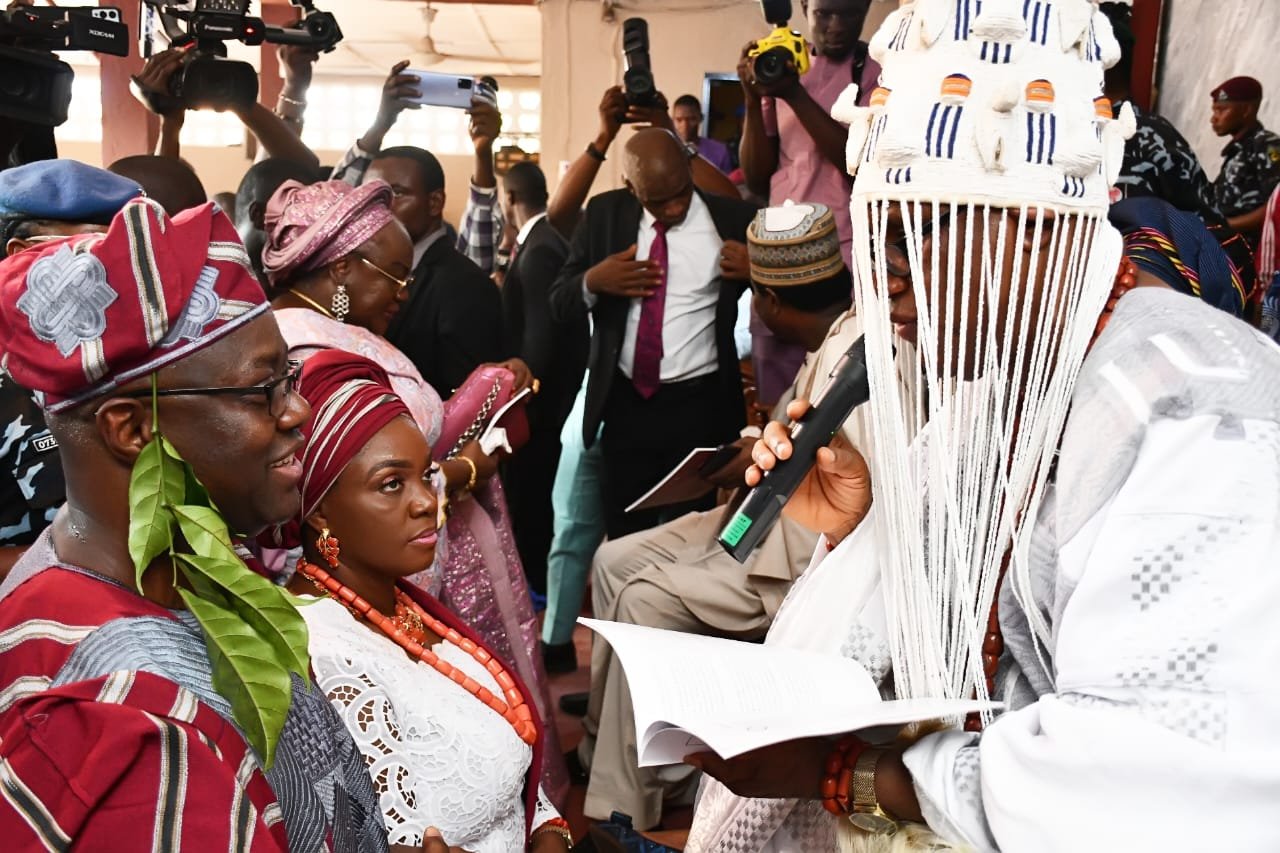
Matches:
[753,47,792,86]
[624,67,655,100]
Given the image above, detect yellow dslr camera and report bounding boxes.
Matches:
[748,0,810,85]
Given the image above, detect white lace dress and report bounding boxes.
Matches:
[299,597,560,851]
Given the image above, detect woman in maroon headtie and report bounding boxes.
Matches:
[285,350,572,852]
[261,179,568,805]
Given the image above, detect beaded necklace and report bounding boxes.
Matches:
[297,558,537,745]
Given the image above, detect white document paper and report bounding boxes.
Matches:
[580,618,1000,766]
[477,387,532,454]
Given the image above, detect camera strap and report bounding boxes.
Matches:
[850,41,868,89]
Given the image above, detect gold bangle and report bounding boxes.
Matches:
[456,455,478,491]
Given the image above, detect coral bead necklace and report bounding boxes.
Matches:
[297,558,537,745]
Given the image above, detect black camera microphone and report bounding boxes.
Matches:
[718,334,871,563]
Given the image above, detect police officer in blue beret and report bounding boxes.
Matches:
[0,159,142,580]
[1210,76,1280,247]
[0,159,141,258]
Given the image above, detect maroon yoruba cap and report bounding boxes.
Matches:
[0,198,268,413]
[1211,76,1263,103]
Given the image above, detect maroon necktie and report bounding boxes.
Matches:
[632,221,668,399]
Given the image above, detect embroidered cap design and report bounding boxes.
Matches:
[160,265,223,347]
[17,244,118,358]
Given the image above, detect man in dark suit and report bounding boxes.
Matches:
[365,146,504,394]
[550,128,756,539]
[500,161,587,594]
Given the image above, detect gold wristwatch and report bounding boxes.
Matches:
[848,747,899,836]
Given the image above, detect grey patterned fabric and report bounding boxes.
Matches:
[55,611,388,853]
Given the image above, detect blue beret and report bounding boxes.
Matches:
[0,160,142,225]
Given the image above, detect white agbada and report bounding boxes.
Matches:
[299,597,559,852]
[687,289,1280,851]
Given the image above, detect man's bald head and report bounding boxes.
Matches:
[108,155,207,217]
[622,129,695,229]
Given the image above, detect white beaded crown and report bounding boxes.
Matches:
[835,0,1136,213]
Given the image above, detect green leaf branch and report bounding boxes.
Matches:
[126,376,310,768]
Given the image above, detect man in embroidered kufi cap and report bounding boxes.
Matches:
[0,198,395,851]
[686,1,1280,850]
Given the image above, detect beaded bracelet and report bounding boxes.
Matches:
[820,736,869,816]
[531,816,574,848]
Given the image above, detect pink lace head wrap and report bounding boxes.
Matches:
[261,179,396,287]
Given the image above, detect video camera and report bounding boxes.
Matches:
[140,0,343,112]
[0,6,129,127]
[619,17,658,119]
[747,0,810,87]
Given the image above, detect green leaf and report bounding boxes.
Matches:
[175,553,311,684]
[127,437,186,589]
[179,588,294,768]
[172,504,240,565]
[180,461,214,511]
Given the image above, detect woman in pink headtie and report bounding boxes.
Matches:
[261,178,568,806]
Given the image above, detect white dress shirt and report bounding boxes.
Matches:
[616,191,724,382]
[412,225,449,271]
[515,211,548,247]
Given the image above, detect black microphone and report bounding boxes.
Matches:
[718,334,871,563]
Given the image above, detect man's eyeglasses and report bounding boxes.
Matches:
[124,360,303,418]
[359,255,411,293]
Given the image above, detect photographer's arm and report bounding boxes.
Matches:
[329,61,421,185]
[273,44,320,138]
[130,49,186,159]
[547,86,625,238]
[156,112,183,159]
[234,102,321,172]
[456,100,503,274]
[737,42,779,199]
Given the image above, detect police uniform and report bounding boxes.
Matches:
[1214,122,1280,219]
[0,161,141,546]
[1117,103,1224,224]
[0,376,64,546]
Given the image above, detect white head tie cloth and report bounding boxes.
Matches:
[842,0,1134,707]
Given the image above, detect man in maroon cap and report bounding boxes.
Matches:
[1210,75,1280,245]
[0,199,399,851]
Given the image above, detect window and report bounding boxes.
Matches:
[50,69,541,158]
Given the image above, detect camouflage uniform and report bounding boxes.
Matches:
[1116,103,1224,225]
[1213,123,1280,220]
[0,375,64,546]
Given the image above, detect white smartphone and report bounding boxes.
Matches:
[405,70,496,110]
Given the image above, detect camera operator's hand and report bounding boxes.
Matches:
[738,41,801,101]
[357,60,421,155]
[597,85,627,148]
[584,245,663,299]
[375,60,422,131]
[625,92,675,132]
[131,49,186,118]
[738,41,767,101]
[278,44,321,91]
[468,101,502,154]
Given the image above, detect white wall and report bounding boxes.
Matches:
[1155,0,1280,180]
[539,0,896,197]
